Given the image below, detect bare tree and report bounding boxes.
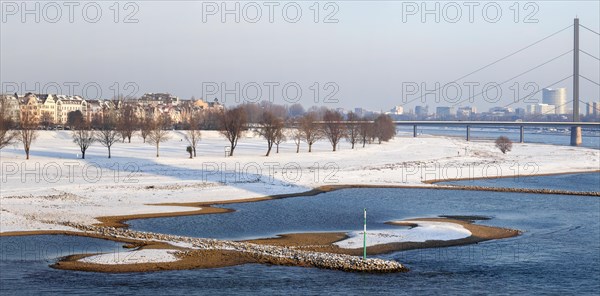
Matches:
[200,110,220,130]
[359,116,374,148]
[288,103,305,118]
[67,110,83,130]
[139,116,153,143]
[0,97,17,149]
[255,111,284,157]
[95,115,119,158]
[184,113,202,157]
[306,105,329,120]
[40,112,53,129]
[299,112,321,152]
[345,111,361,149]
[373,114,396,144]
[218,107,246,156]
[287,122,302,153]
[147,117,171,157]
[261,101,287,119]
[117,105,137,143]
[274,127,286,154]
[321,110,346,152]
[18,109,38,160]
[159,112,173,129]
[90,113,104,129]
[72,120,95,159]
[495,136,513,154]
[240,103,263,124]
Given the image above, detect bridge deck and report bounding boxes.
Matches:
[393,121,600,127]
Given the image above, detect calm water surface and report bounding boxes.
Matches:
[439,172,600,192]
[396,126,600,149]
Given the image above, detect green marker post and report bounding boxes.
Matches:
[363,208,367,260]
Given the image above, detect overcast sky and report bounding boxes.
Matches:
[1,1,599,112]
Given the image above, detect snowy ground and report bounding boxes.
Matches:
[79,249,179,265]
[1,130,598,233]
[334,221,472,248]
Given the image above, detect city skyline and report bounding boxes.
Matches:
[5,88,599,125]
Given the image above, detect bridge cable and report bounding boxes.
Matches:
[451,50,573,107]
[580,75,600,87]
[399,24,573,107]
[580,49,600,61]
[540,100,573,116]
[501,75,573,109]
[524,75,600,120]
[580,24,600,36]
[527,99,574,121]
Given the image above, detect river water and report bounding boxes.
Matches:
[1,174,599,295]
[439,172,600,192]
[396,126,600,149]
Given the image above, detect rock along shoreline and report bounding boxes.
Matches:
[61,222,408,273]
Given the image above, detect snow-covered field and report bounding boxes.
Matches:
[79,249,179,265]
[334,221,472,248]
[1,130,598,233]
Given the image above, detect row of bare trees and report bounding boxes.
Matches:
[70,115,174,159]
[218,106,397,157]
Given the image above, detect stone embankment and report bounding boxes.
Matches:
[64,223,407,273]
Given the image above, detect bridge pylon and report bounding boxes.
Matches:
[571,17,582,146]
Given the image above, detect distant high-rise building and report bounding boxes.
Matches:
[415,105,428,118]
[354,108,365,117]
[515,107,526,117]
[586,102,592,117]
[542,88,567,114]
[593,102,599,117]
[435,106,455,119]
[527,103,555,115]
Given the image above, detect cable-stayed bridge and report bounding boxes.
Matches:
[393,120,600,143]
[397,18,600,146]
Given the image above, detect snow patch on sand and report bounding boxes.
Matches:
[334,221,472,248]
[79,249,179,265]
